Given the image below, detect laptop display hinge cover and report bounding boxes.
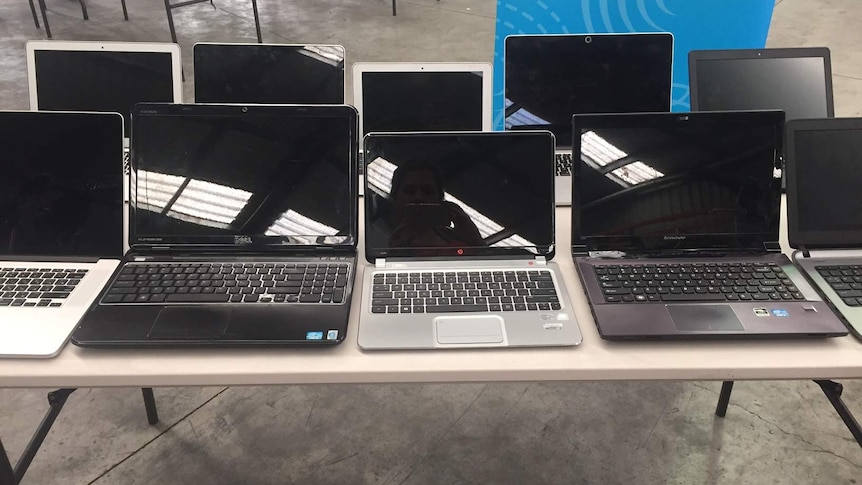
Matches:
[534,256,547,266]
[797,245,811,258]
[375,258,386,268]
[764,241,781,253]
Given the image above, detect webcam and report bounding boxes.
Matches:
[241,106,248,113]
[584,36,592,44]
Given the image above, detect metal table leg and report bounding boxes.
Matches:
[815,380,862,447]
[251,0,262,43]
[714,381,734,417]
[142,388,159,425]
[13,389,76,483]
[36,0,51,38]
[0,437,14,485]
[28,0,41,29]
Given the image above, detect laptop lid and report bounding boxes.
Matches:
[571,110,784,255]
[352,62,493,138]
[504,33,674,149]
[0,111,124,259]
[130,103,358,252]
[26,41,183,141]
[786,117,862,250]
[193,43,345,104]
[363,131,555,262]
[689,48,834,120]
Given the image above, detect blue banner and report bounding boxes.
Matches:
[492,0,775,129]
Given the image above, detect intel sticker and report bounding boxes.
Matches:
[326,330,339,340]
[771,309,789,317]
[306,331,324,340]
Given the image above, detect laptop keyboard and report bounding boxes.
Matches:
[593,261,805,303]
[815,265,862,306]
[101,262,350,304]
[0,267,88,308]
[556,153,573,176]
[370,269,560,313]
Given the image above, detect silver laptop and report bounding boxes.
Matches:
[25,40,183,222]
[0,111,124,357]
[358,131,582,349]
[786,117,862,339]
[352,62,493,196]
[503,33,674,206]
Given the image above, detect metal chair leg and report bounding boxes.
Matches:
[251,0,262,43]
[78,0,89,20]
[36,0,52,38]
[121,0,129,20]
[392,0,396,16]
[164,0,178,43]
[28,0,41,28]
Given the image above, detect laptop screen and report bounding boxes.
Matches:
[130,105,357,249]
[788,121,862,247]
[32,48,178,138]
[363,131,555,260]
[504,33,673,148]
[572,111,784,253]
[193,44,345,104]
[690,49,833,120]
[0,112,124,258]
[359,70,486,136]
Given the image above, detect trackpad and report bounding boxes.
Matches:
[668,304,745,332]
[435,316,504,344]
[147,307,231,340]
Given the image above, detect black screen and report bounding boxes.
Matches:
[132,109,355,247]
[360,71,485,135]
[693,57,830,120]
[364,132,554,258]
[194,44,345,104]
[574,113,782,252]
[34,50,176,138]
[794,129,862,233]
[0,112,124,258]
[505,34,673,147]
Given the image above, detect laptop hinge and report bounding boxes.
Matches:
[798,245,811,258]
[764,241,782,253]
[375,258,386,268]
[533,256,547,266]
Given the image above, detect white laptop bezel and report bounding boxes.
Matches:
[25,40,184,147]
[352,62,493,137]
[192,42,347,103]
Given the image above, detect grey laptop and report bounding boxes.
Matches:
[359,131,582,349]
[786,117,862,340]
[504,33,673,206]
[572,110,847,339]
[0,111,124,357]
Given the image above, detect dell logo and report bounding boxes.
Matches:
[663,235,687,240]
[234,235,253,245]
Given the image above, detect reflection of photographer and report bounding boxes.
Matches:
[388,162,484,248]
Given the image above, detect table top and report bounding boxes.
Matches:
[2,199,860,389]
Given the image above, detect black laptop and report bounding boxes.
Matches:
[72,103,359,347]
[571,110,848,339]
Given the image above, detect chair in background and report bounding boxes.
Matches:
[28,0,129,39]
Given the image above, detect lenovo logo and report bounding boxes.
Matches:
[663,235,687,240]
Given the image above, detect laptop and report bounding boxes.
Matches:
[26,40,183,212]
[504,33,674,206]
[193,43,345,104]
[71,104,359,347]
[0,111,124,357]
[352,62,493,196]
[786,117,862,340]
[688,47,834,190]
[358,131,582,349]
[571,110,848,340]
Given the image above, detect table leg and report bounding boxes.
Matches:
[392,0,396,16]
[77,0,89,20]
[814,380,862,447]
[13,389,76,483]
[251,0,262,43]
[1,437,14,485]
[36,0,51,38]
[121,0,129,20]
[714,381,734,417]
[142,388,159,425]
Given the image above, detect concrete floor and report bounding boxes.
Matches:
[1,0,861,483]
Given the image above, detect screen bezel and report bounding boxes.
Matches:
[0,110,125,259]
[688,47,834,116]
[786,117,862,249]
[128,103,359,252]
[503,32,674,149]
[352,62,493,137]
[362,130,556,263]
[571,110,785,254]
[192,42,346,104]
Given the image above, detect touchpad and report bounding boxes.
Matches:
[147,307,231,340]
[668,304,745,332]
[435,316,504,344]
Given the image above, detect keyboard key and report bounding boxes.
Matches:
[425,305,488,313]
[165,294,231,303]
